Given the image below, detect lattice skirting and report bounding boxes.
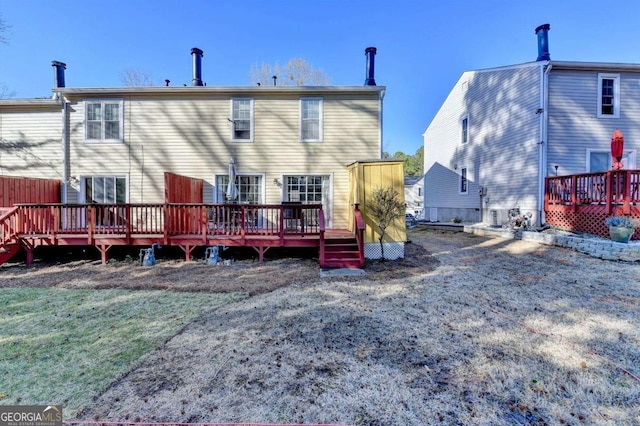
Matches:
[545,206,640,240]
[364,242,405,260]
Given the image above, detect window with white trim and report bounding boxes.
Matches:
[588,150,636,171]
[459,167,468,194]
[230,98,253,141]
[300,98,322,141]
[83,176,127,203]
[85,100,124,142]
[215,175,263,203]
[598,73,620,118]
[461,115,469,144]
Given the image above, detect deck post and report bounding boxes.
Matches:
[606,171,613,214]
[19,239,34,266]
[623,170,632,215]
[96,244,111,265]
[179,244,196,261]
[252,245,269,261]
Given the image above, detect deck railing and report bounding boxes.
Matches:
[545,170,640,213]
[544,169,640,238]
[12,203,323,239]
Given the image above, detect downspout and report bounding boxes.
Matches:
[379,88,385,159]
[61,95,69,204]
[537,62,552,225]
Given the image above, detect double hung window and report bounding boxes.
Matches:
[231,98,253,141]
[85,100,123,142]
[459,167,468,194]
[598,73,620,118]
[300,98,322,142]
[461,115,469,144]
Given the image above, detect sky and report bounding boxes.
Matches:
[2,0,640,155]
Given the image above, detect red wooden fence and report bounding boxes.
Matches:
[164,172,203,203]
[0,176,61,207]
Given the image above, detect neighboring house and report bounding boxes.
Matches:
[404,175,424,219]
[0,48,385,232]
[422,24,640,226]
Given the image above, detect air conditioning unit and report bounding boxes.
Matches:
[490,210,499,227]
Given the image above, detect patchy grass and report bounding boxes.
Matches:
[2,228,640,425]
[0,288,244,417]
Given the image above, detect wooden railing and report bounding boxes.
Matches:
[545,170,640,214]
[544,170,640,239]
[354,203,365,266]
[0,206,19,247]
[11,203,323,239]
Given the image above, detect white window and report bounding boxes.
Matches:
[85,100,124,142]
[461,115,469,144]
[215,175,263,203]
[284,175,331,225]
[588,150,636,172]
[230,98,254,141]
[300,98,322,142]
[597,73,620,118]
[83,176,127,203]
[459,167,468,194]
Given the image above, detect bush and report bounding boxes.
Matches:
[604,215,640,228]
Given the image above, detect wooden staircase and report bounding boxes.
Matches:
[319,206,366,269]
[0,243,21,265]
[321,235,364,269]
[0,207,21,266]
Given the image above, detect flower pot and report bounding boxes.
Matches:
[608,226,634,243]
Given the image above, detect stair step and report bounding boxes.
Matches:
[322,259,363,268]
[0,244,21,266]
[324,250,360,259]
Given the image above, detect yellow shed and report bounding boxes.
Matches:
[347,159,406,260]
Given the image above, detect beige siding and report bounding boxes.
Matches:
[65,91,381,229]
[0,107,62,179]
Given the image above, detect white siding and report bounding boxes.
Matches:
[64,91,381,229]
[0,106,62,179]
[423,63,543,220]
[547,69,640,175]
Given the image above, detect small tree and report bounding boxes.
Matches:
[366,187,405,260]
[249,58,330,86]
[120,67,155,86]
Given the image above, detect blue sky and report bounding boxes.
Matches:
[2,0,640,155]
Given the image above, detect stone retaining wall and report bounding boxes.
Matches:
[464,225,640,262]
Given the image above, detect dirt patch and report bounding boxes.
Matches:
[0,242,436,295]
[3,227,640,425]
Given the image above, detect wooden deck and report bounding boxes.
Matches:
[0,203,365,267]
[544,169,640,239]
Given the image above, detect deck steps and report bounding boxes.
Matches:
[0,244,21,266]
[321,236,364,269]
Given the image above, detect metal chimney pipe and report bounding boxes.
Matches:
[51,60,67,88]
[191,48,204,86]
[535,24,551,61]
[364,47,377,86]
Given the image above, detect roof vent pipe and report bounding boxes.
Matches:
[535,24,551,61]
[364,47,377,86]
[191,48,204,86]
[52,61,66,88]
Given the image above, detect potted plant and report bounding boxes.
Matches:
[604,215,640,243]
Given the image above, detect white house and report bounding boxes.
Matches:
[422,24,639,226]
[404,176,424,219]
